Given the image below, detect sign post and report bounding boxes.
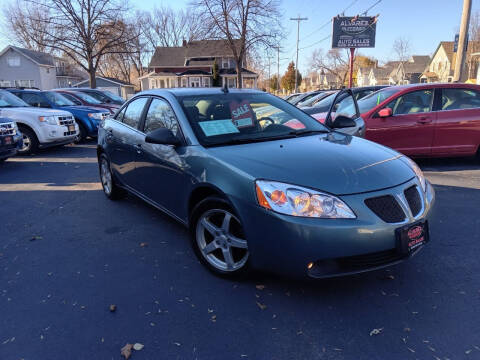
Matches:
[332,16,377,87]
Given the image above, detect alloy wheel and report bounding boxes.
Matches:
[196,209,249,272]
[21,134,31,153]
[100,158,112,195]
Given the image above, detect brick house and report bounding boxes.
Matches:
[139,39,258,90]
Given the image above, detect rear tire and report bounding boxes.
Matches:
[18,126,39,155]
[99,154,126,200]
[190,196,250,278]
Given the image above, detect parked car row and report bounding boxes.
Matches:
[0,87,124,159]
[289,83,480,159]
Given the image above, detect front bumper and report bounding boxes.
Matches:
[231,178,435,278]
[37,123,79,146]
[0,133,23,159]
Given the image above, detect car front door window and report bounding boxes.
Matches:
[143,98,179,136]
[386,90,433,116]
[122,97,148,129]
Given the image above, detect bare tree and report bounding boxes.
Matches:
[3,0,51,52]
[392,37,411,63]
[140,7,206,50]
[15,0,140,88]
[191,0,283,88]
[309,48,350,87]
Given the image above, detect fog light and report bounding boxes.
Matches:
[307,262,314,270]
[49,131,57,137]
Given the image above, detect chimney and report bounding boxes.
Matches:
[182,39,187,47]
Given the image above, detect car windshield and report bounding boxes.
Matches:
[103,90,125,103]
[309,92,337,112]
[178,92,330,147]
[72,91,102,104]
[357,88,400,113]
[45,91,75,106]
[0,90,30,107]
[301,91,334,108]
[286,94,301,103]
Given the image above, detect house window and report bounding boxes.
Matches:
[14,80,34,87]
[222,58,229,69]
[7,55,20,67]
[202,77,210,87]
[159,79,165,88]
[0,80,11,87]
[190,77,201,87]
[181,77,188,87]
[227,77,236,88]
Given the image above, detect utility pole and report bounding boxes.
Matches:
[454,0,472,82]
[268,56,271,92]
[290,16,308,93]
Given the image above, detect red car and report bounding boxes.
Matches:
[53,90,121,114]
[357,83,480,158]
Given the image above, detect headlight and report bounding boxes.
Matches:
[255,180,356,219]
[405,157,426,192]
[38,116,57,125]
[88,112,103,120]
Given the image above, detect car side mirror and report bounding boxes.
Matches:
[331,115,356,129]
[378,108,392,117]
[145,128,181,146]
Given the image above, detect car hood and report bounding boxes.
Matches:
[61,105,107,113]
[0,107,73,117]
[206,133,415,195]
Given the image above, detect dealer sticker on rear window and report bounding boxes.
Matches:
[199,120,240,137]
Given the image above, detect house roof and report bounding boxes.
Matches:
[149,39,242,68]
[74,76,133,87]
[403,55,431,74]
[1,45,55,67]
[371,67,391,79]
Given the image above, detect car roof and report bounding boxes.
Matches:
[140,87,265,97]
[388,82,480,90]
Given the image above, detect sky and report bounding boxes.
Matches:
[1,0,479,75]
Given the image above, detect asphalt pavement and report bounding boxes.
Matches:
[1,141,479,360]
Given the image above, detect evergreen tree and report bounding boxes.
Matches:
[281,62,302,92]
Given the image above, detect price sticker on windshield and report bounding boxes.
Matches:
[229,101,255,128]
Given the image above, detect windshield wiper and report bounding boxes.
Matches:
[288,129,330,136]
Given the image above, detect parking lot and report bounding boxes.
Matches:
[1,141,479,360]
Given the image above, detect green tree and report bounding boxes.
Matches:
[281,62,302,92]
[212,59,220,86]
[269,74,279,92]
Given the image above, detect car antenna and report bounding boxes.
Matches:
[221,82,229,94]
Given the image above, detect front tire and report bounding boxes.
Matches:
[74,121,87,144]
[99,154,125,200]
[190,197,250,277]
[18,127,39,155]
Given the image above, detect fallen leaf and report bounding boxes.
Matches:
[211,315,217,322]
[369,328,383,336]
[30,236,42,241]
[404,327,411,332]
[466,349,472,354]
[256,302,267,310]
[407,347,415,353]
[133,343,144,351]
[208,309,214,313]
[173,342,181,346]
[109,304,117,312]
[255,285,265,290]
[121,343,133,359]
[140,242,148,247]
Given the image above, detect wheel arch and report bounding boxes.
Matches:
[188,184,235,225]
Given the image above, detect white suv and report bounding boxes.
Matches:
[0,90,79,154]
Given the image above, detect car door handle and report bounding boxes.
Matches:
[417,117,432,124]
[134,144,143,154]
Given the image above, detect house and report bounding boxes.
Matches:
[420,41,480,83]
[139,39,258,90]
[389,56,431,85]
[73,76,135,99]
[0,45,84,89]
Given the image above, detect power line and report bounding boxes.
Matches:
[301,0,359,41]
[300,0,383,51]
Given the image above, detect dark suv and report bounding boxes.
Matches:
[0,118,23,161]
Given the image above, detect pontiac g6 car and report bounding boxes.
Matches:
[97,88,435,278]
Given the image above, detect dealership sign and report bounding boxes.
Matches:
[332,16,377,48]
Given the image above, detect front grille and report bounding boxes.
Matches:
[0,122,16,136]
[57,115,75,126]
[337,249,405,269]
[365,195,406,223]
[404,185,422,217]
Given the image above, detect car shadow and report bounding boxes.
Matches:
[416,156,479,172]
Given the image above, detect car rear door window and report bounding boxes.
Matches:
[143,98,179,135]
[20,92,50,107]
[61,93,82,105]
[386,90,433,115]
[122,97,148,129]
[441,88,480,110]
